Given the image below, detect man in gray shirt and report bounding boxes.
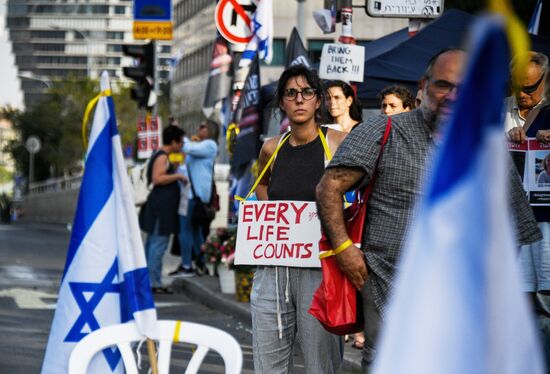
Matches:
[316,48,542,371]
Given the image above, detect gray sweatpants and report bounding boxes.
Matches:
[251,266,343,373]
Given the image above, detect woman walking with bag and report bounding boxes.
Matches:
[139,125,186,294]
[169,120,219,277]
[250,65,347,373]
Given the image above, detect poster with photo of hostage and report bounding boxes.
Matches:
[527,139,550,206]
[507,140,528,189]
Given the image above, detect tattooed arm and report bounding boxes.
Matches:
[316,166,368,290]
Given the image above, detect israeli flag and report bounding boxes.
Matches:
[239,0,273,68]
[41,72,157,373]
[528,0,543,35]
[373,17,546,374]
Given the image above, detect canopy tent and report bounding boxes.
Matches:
[358,9,550,107]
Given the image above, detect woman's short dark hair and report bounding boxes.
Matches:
[276,65,326,124]
[202,119,220,143]
[325,80,363,122]
[162,125,185,145]
[378,85,416,110]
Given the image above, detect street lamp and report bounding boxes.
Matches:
[17,71,51,88]
[49,25,92,78]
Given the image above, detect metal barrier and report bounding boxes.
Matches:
[28,175,82,195]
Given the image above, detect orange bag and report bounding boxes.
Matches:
[309,117,392,335]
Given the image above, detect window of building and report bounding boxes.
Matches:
[31,30,66,40]
[7,17,30,27]
[107,31,124,40]
[308,39,332,64]
[107,44,123,52]
[174,0,215,27]
[114,6,126,15]
[33,43,66,52]
[261,38,285,66]
[160,45,171,54]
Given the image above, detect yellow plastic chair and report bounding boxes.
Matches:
[68,320,243,374]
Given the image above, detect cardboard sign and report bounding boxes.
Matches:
[319,43,365,83]
[234,201,322,267]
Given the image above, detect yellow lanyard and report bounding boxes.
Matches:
[235,127,331,202]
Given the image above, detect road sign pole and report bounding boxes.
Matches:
[153,40,159,117]
[29,153,34,186]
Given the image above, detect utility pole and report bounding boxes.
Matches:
[338,0,355,45]
[297,0,306,39]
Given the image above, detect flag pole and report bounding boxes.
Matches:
[146,339,159,374]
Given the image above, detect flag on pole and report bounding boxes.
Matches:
[373,16,546,374]
[285,27,312,69]
[231,55,262,178]
[239,0,273,68]
[203,33,234,119]
[528,0,543,35]
[42,72,157,374]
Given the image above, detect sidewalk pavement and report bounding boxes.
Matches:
[163,253,363,373]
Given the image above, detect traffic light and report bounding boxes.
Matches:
[122,41,156,110]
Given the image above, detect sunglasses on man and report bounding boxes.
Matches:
[520,74,544,95]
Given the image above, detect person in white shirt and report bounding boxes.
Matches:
[505,51,547,137]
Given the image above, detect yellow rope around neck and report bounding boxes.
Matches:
[235,127,336,202]
[81,88,112,150]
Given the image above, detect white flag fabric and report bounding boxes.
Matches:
[41,72,157,373]
[239,0,273,68]
[373,17,546,374]
[528,0,543,35]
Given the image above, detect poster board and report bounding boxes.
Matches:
[508,138,550,206]
[234,201,322,267]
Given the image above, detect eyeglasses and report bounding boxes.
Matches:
[521,74,544,94]
[282,87,317,101]
[428,78,460,94]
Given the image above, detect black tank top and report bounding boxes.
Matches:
[267,127,327,201]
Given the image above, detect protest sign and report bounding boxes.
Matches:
[319,43,365,82]
[507,138,550,206]
[234,201,322,267]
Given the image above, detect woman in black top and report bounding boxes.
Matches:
[251,65,347,373]
[139,125,186,294]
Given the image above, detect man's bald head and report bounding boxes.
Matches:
[421,48,467,127]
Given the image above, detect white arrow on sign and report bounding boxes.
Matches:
[215,0,256,47]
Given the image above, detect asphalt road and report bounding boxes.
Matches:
[0,222,259,373]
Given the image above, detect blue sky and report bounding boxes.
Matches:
[0,4,24,110]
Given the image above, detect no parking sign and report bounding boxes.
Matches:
[215,0,256,47]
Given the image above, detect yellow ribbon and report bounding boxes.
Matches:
[172,320,182,342]
[319,239,353,259]
[81,89,112,150]
[226,123,240,155]
[487,0,530,90]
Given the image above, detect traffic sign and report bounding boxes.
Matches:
[133,0,173,40]
[366,0,443,19]
[25,136,41,154]
[215,0,257,46]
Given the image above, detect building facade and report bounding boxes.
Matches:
[6,0,172,108]
[170,0,407,124]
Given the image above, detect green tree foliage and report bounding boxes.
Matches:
[1,76,169,182]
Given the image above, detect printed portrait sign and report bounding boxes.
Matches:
[235,201,322,267]
[507,138,550,206]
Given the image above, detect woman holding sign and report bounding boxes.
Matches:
[250,65,347,373]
